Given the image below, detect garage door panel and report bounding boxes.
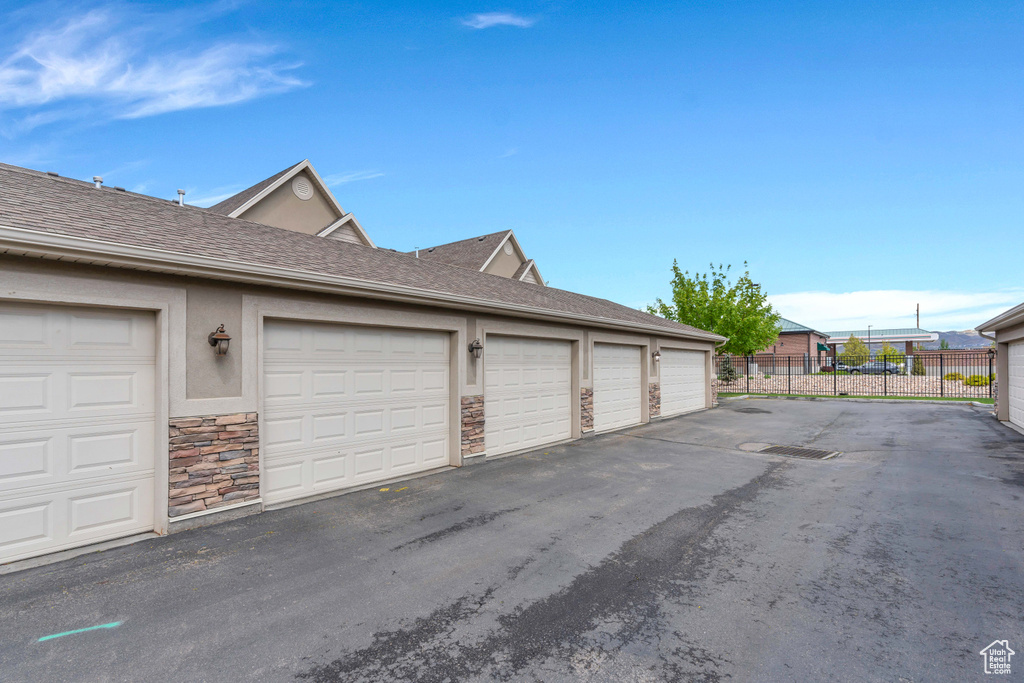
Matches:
[484,336,573,457]
[0,475,154,560]
[0,303,156,564]
[593,344,643,433]
[1010,343,1024,429]
[263,320,451,505]
[660,349,707,417]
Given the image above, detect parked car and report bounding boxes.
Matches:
[850,361,900,375]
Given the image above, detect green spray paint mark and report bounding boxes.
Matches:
[38,621,121,642]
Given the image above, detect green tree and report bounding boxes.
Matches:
[911,355,926,376]
[838,335,869,364]
[939,339,950,350]
[874,342,906,366]
[647,261,781,356]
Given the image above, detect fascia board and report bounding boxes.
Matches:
[316,213,376,248]
[478,230,514,272]
[0,225,726,343]
[227,160,309,218]
[978,301,1024,334]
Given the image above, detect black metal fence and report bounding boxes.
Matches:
[714,352,996,399]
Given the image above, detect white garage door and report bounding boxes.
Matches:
[593,343,642,433]
[1009,342,1024,429]
[660,349,707,417]
[262,320,450,505]
[484,336,572,456]
[0,303,156,564]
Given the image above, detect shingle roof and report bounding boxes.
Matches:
[778,317,827,336]
[206,161,303,216]
[0,163,719,340]
[409,231,510,270]
[512,260,533,280]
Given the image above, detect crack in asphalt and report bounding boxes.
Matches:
[390,507,523,552]
[296,462,789,683]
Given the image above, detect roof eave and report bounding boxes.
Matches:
[977,301,1024,334]
[0,225,723,343]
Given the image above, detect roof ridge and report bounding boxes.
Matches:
[410,229,511,254]
[0,161,241,215]
[206,160,306,215]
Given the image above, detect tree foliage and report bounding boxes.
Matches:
[647,262,781,356]
[939,339,950,350]
[838,335,869,363]
[874,342,905,365]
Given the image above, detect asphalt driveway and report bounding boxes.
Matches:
[2,399,1022,682]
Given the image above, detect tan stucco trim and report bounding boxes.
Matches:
[0,267,176,536]
[0,225,724,344]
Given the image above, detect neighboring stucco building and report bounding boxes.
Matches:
[759,317,829,357]
[0,159,723,565]
[978,303,1024,431]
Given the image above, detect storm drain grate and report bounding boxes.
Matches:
[759,445,841,460]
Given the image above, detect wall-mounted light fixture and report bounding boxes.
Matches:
[208,324,232,356]
[652,349,661,363]
[468,338,484,359]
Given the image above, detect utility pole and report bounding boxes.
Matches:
[916,303,919,329]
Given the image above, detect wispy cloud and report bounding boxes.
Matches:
[499,147,518,158]
[462,12,536,29]
[187,185,244,208]
[324,170,385,186]
[768,289,1024,332]
[0,7,307,133]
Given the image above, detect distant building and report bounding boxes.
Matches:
[760,317,830,357]
[825,327,938,355]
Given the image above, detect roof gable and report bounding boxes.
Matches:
[0,163,720,342]
[410,230,510,270]
[208,160,375,247]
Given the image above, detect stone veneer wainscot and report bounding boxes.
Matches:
[461,395,485,457]
[168,413,260,517]
[581,388,594,432]
[649,382,661,418]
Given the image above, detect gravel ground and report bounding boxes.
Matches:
[716,373,993,398]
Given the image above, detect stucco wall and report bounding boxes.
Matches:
[0,253,718,528]
[186,284,244,399]
[238,171,339,235]
[484,246,524,278]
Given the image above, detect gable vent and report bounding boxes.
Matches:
[292,176,314,201]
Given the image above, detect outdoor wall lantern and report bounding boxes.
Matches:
[208,324,232,356]
[468,338,484,359]
[652,350,661,363]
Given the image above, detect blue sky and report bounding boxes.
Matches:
[2,1,1022,331]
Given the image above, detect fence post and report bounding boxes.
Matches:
[989,352,994,399]
[883,354,887,396]
[834,355,838,396]
[940,355,944,398]
[746,355,750,394]
[788,355,791,396]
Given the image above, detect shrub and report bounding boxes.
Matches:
[911,356,926,376]
[717,359,739,383]
[964,374,990,386]
[943,372,966,381]
[764,374,771,379]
